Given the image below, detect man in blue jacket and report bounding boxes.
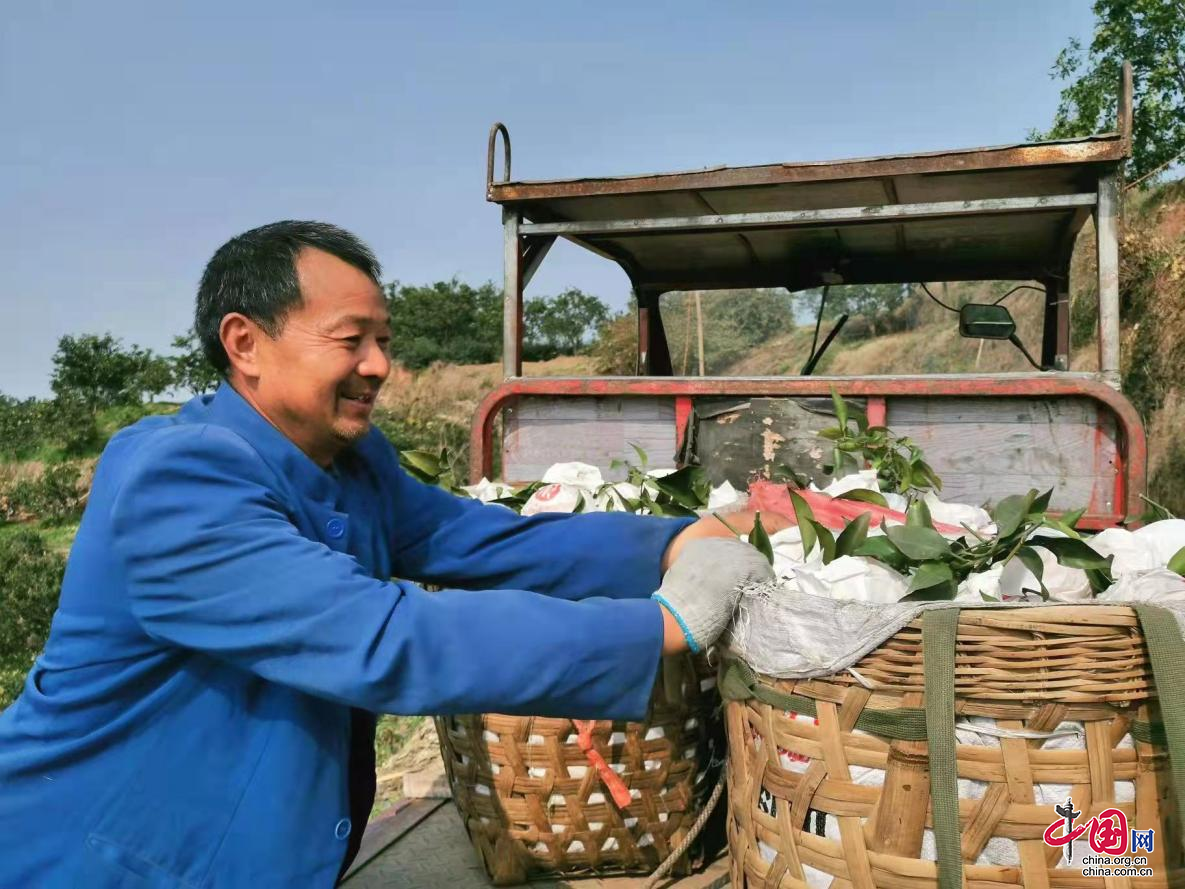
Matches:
[0,221,775,887]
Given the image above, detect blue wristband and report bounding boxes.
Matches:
[651,592,701,654]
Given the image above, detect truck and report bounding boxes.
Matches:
[341,65,1141,888]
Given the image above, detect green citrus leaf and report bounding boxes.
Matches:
[1014,546,1050,600]
[836,489,889,508]
[993,491,1035,538]
[906,560,954,595]
[1016,545,1045,581]
[831,387,848,431]
[1030,535,1110,570]
[907,498,934,530]
[884,524,952,561]
[399,449,443,482]
[1041,517,1083,539]
[810,520,836,564]
[1168,545,1185,577]
[650,466,709,510]
[789,490,817,557]
[835,513,871,557]
[750,511,775,565]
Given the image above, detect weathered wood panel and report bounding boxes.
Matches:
[886,397,1119,511]
[690,397,863,489]
[502,397,676,483]
[500,393,1121,515]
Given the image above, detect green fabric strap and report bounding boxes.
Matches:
[721,606,1185,889]
[1130,718,1166,746]
[1133,604,1185,850]
[923,608,962,889]
[718,658,930,740]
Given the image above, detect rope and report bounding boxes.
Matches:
[642,768,727,889]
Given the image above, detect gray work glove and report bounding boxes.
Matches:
[652,537,774,654]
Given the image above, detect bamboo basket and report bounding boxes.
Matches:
[436,653,726,885]
[721,604,1185,888]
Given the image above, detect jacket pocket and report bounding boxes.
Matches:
[81,834,198,888]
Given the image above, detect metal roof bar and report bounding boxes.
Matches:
[518,193,1097,238]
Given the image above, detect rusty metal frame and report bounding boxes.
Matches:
[1095,171,1122,387]
[470,374,1146,527]
[516,193,1098,238]
[485,66,1133,383]
[488,139,1127,203]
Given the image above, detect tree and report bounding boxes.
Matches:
[386,279,503,369]
[659,289,797,373]
[1036,0,1185,182]
[50,333,172,409]
[523,288,611,359]
[816,283,910,336]
[136,354,174,402]
[170,329,221,396]
[713,289,797,342]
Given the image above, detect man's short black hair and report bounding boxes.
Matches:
[196,220,382,374]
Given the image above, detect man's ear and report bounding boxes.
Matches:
[220,313,265,383]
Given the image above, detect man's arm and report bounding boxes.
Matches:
[375,434,790,598]
[109,425,665,720]
[375,435,693,600]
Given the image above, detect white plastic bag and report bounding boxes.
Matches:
[1131,519,1185,567]
[923,491,993,534]
[461,477,515,503]
[594,481,643,512]
[541,462,604,490]
[793,555,911,605]
[521,483,589,515]
[1089,526,1158,576]
[708,480,744,511]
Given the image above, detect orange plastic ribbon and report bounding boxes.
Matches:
[572,719,633,809]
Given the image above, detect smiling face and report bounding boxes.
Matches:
[222,247,392,466]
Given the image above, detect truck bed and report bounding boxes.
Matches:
[340,799,730,889]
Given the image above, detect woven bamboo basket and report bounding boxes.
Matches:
[721,604,1185,888]
[436,653,726,885]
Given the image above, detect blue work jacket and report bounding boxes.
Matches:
[0,383,689,887]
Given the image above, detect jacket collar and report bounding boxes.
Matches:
[192,383,343,506]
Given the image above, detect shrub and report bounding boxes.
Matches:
[0,396,101,461]
[0,531,65,710]
[590,313,637,375]
[372,407,470,481]
[0,463,87,525]
[0,397,53,460]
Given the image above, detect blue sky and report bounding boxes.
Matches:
[1,1,1098,397]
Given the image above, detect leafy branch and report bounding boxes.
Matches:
[400,442,711,517]
[819,391,942,497]
[792,486,1111,602]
